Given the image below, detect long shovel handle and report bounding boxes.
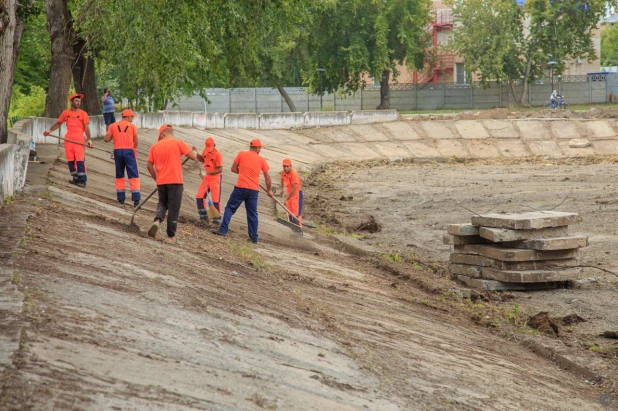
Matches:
[260,184,297,217]
[129,157,192,225]
[49,134,111,154]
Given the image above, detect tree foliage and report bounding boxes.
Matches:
[601,22,618,67]
[447,0,609,104]
[304,0,432,109]
[14,9,50,92]
[75,0,311,111]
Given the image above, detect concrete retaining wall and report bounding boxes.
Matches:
[224,113,259,129]
[351,110,398,124]
[259,113,305,129]
[304,111,351,127]
[1,120,32,201]
[193,113,225,129]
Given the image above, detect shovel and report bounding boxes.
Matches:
[129,157,192,227]
[50,134,112,154]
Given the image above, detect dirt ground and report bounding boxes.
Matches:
[302,158,618,395]
[0,141,615,409]
[405,106,618,121]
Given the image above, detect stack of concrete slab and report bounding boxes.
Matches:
[444,212,587,291]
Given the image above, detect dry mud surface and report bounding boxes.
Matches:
[303,158,618,394]
[0,145,614,410]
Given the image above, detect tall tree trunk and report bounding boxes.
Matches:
[72,35,100,114]
[0,0,29,143]
[519,23,541,106]
[44,0,74,118]
[377,69,390,110]
[508,79,521,106]
[277,83,297,112]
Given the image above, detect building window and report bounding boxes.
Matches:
[456,63,466,85]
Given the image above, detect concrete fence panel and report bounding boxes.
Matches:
[351,110,398,124]
[164,111,193,127]
[192,113,225,129]
[0,133,31,201]
[259,113,305,130]
[304,111,351,127]
[141,112,165,129]
[224,113,259,129]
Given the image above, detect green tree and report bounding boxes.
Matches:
[304,0,432,110]
[601,22,618,67]
[448,0,609,105]
[14,10,50,92]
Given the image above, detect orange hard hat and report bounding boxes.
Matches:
[158,124,172,134]
[69,93,84,101]
[121,109,137,117]
[250,139,263,147]
[282,158,292,166]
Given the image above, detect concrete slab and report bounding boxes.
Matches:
[557,140,595,156]
[447,224,479,236]
[312,128,357,143]
[382,122,421,141]
[471,212,581,230]
[495,140,530,157]
[516,121,551,140]
[581,120,615,139]
[505,236,589,251]
[309,144,354,159]
[551,122,580,140]
[528,141,563,156]
[450,264,482,278]
[482,267,583,283]
[401,141,441,157]
[479,226,569,242]
[435,140,469,157]
[592,139,618,156]
[464,140,501,158]
[372,142,411,158]
[340,143,381,159]
[568,139,591,148]
[420,122,457,139]
[443,234,488,245]
[482,120,519,139]
[455,121,490,139]
[454,244,579,262]
[457,275,564,291]
[450,253,579,271]
[348,125,390,142]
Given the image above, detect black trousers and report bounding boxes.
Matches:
[155,184,183,238]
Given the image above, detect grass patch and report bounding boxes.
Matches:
[229,241,266,270]
[10,271,19,286]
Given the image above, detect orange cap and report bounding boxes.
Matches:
[158,124,172,134]
[121,109,137,117]
[205,137,215,150]
[282,158,292,166]
[250,139,263,147]
[69,93,84,101]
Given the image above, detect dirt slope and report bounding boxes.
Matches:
[0,133,608,410]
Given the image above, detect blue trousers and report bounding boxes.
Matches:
[114,149,140,203]
[218,186,259,242]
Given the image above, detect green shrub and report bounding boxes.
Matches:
[9,85,47,120]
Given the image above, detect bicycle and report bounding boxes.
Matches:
[544,96,570,110]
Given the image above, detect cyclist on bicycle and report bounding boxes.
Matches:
[550,90,562,109]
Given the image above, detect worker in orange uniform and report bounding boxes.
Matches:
[211,139,273,244]
[43,93,92,188]
[146,125,198,244]
[279,158,303,231]
[103,109,141,206]
[195,137,223,224]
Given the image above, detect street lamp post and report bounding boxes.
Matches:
[548,61,558,92]
[316,68,325,111]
